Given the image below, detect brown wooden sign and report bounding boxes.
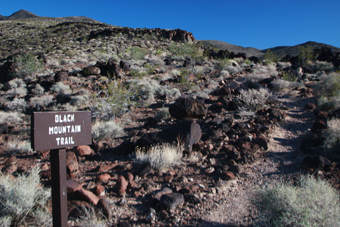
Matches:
[31,111,91,151]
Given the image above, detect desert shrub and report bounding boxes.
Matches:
[322,118,340,153]
[5,78,27,96]
[0,111,23,124]
[236,88,271,111]
[270,79,304,91]
[255,175,340,227]
[0,165,52,226]
[154,107,170,121]
[30,95,54,108]
[167,43,200,58]
[314,72,340,111]
[92,120,125,141]
[50,82,71,94]
[31,84,45,95]
[134,142,183,171]
[225,65,242,75]
[309,60,334,73]
[129,78,180,102]
[5,98,28,112]
[127,46,148,60]
[89,81,137,121]
[263,49,278,63]
[298,45,314,66]
[215,59,231,71]
[70,95,89,107]
[13,54,44,78]
[5,138,33,155]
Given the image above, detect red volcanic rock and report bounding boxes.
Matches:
[75,145,95,156]
[116,175,128,196]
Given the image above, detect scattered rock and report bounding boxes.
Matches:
[75,145,95,156]
[311,120,327,133]
[96,173,111,184]
[94,184,105,196]
[139,165,154,177]
[153,187,172,201]
[95,198,112,220]
[301,155,332,171]
[54,70,68,82]
[116,175,128,196]
[75,188,100,205]
[66,151,79,173]
[158,193,184,210]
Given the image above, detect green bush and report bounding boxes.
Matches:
[13,54,44,78]
[0,165,51,226]
[167,43,201,58]
[255,175,340,227]
[298,45,314,66]
[89,80,137,121]
[263,49,278,63]
[127,46,148,60]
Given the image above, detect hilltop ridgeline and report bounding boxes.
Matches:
[89,27,195,43]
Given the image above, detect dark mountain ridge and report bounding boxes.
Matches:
[199,40,340,60]
[0,9,100,23]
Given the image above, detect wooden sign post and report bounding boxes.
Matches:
[31,111,91,227]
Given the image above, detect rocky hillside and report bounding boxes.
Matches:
[1,11,340,226]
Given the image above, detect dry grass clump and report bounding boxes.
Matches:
[0,111,23,124]
[322,118,340,153]
[5,138,33,155]
[5,98,28,112]
[129,78,180,102]
[5,78,27,96]
[0,165,52,227]
[134,143,183,171]
[92,120,125,141]
[270,79,304,91]
[236,88,271,111]
[50,81,71,94]
[30,95,54,108]
[72,206,107,227]
[255,175,340,227]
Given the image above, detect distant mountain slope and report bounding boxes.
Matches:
[0,9,101,23]
[262,41,340,59]
[198,40,264,58]
[7,9,39,20]
[200,40,340,60]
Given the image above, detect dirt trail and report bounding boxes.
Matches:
[200,94,315,226]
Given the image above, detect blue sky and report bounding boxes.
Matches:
[1,0,339,50]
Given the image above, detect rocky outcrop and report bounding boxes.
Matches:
[89,28,195,43]
[169,97,207,119]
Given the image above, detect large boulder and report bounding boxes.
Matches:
[0,61,17,83]
[169,97,207,119]
[136,120,202,152]
[54,70,68,82]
